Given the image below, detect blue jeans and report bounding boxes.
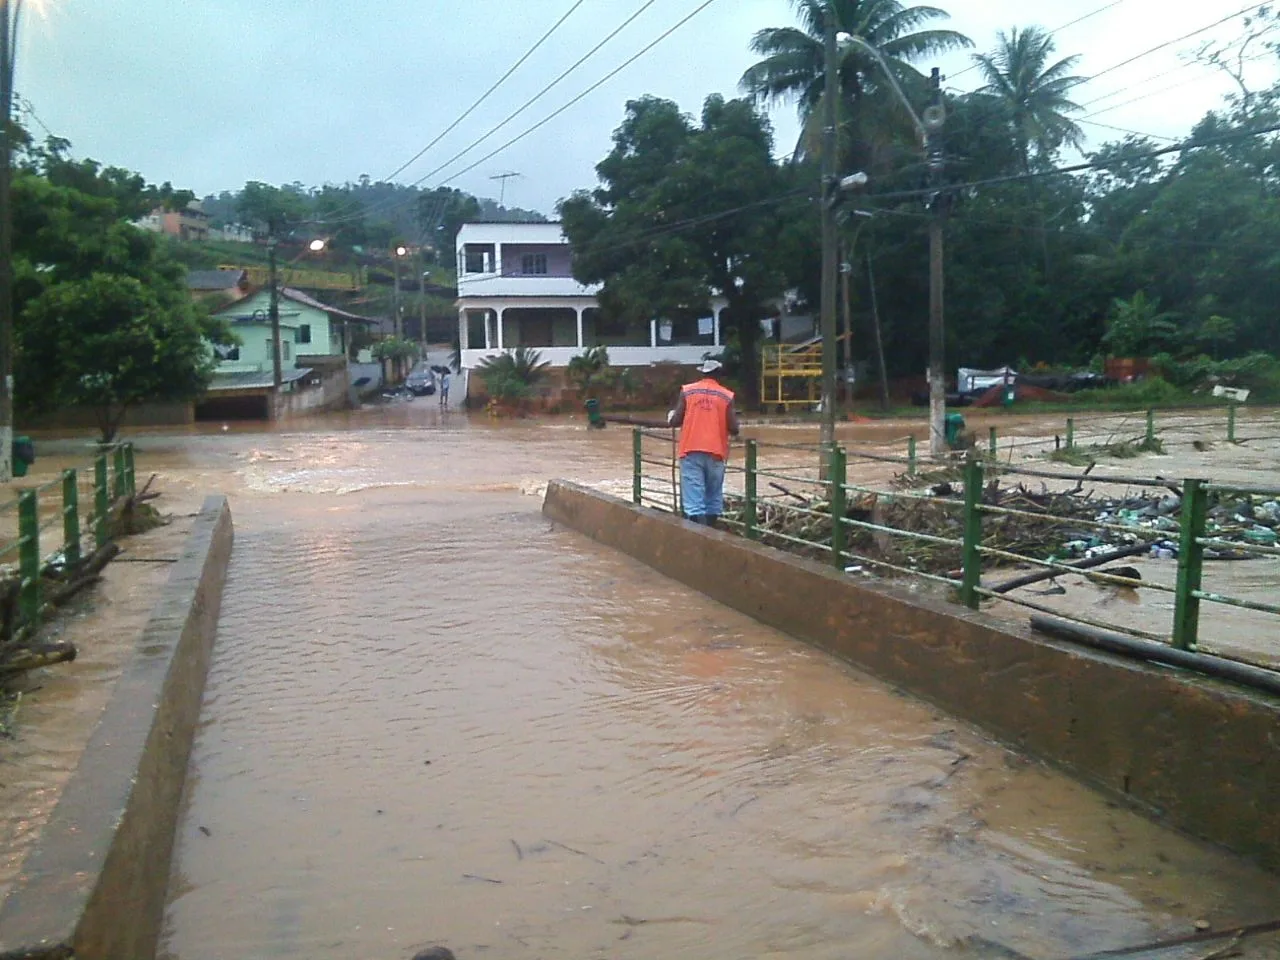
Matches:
[680,452,726,518]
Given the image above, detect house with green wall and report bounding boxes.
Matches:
[210,287,377,376]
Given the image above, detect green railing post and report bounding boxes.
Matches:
[112,445,126,501]
[1145,409,1155,447]
[959,455,984,610]
[124,443,136,496]
[62,469,81,569]
[744,439,758,540]
[829,445,847,569]
[18,490,40,627]
[94,454,109,548]
[631,428,642,506]
[1065,417,1075,450]
[1227,403,1237,443]
[1172,477,1208,650]
[988,426,997,458]
[907,436,917,477]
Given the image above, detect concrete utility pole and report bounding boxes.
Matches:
[392,245,407,340]
[0,0,23,482]
[925,67,948,458]
[818,6,840,455]
[268,225,282,390]
[418,256,427,351]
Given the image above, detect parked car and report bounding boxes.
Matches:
[405,369,436,397]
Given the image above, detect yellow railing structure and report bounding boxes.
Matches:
[760,340,823,410]
[220,264,365,292]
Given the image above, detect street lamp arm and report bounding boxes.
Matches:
[839,34,928,146]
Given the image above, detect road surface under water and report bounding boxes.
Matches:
[119,406,1280,960]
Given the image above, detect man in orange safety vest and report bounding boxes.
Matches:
[667,359,740,527]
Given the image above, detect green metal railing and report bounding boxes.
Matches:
[632,426,1280,670]
[0,443,137,635]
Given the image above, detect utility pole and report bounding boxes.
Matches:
[418,255,427,352]
[0,1,22,482]
[925,66,948,457]
[392,245,406,340]
[268,223,282,391]
[839,242,852,405]
[818,6,840,455]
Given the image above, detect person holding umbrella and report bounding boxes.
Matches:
[667,359,739,527]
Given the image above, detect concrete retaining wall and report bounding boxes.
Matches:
[543,481,1280,872]
[0,495,234,959]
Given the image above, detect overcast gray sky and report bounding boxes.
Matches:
[17,0,1277,216]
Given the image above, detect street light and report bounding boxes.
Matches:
[838,33,949,456]
[308,238,327,252]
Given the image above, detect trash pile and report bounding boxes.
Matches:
[724,469,1279,579]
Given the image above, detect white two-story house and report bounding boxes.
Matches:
[455,222,729,371]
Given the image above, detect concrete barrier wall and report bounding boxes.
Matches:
[543,481,1280,872]
[0,495,234,960]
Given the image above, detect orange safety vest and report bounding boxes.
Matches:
[677,379,734,461]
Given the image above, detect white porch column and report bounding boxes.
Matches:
[496,308,505,350]
[575,307,584,348]
[484,310,492,349]
[458,309,469,351]
[714,309,722,347]
[649,319,658,349]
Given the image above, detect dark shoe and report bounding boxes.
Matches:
[703,516,719,529]
[687,514,704,525]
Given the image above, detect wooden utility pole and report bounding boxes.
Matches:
[818,8,839,454]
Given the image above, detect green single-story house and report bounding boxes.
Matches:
[200,287,379,420]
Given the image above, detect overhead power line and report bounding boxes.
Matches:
[318,0,588,226]
[379,0,588,186]
[949,0,1127,86]
[1076,0,1271,88]
[346,0,722,228]
[335,0,665,225]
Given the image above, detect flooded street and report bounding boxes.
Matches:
[61,406,1276,960]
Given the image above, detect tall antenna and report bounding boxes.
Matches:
[488,171,522,206]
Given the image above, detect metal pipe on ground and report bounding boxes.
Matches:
[1029,615,1280,697]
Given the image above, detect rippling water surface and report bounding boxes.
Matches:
[141,408,1280,959]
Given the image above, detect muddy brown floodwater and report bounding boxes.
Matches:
[68,404,1272,960]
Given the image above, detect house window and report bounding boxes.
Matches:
[462,244,495,274]
[521,253,548,275]
[283,340,291,361]
[298,324,312,344]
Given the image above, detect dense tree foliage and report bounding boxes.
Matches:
[561,95,814,402]
[567,0,1280,405]
[12,138,233,439]
[202,178,544,261]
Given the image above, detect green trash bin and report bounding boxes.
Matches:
[12,436,34,478]
[944,413,966,449]
[584,398,605,429]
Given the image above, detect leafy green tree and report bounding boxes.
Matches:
[237,180,308,231]
[740,0,970,162]
[1102,292,1180,358]
[19,274,219,441]
[971,26,1084,171]
[561,95,808,404]
[11,139,234,440]
[476,347,550,403]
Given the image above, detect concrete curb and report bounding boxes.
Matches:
[0,495,234,960]
[543,480,1280,872]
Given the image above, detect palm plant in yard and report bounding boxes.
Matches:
[740,0,971,163]
[971,25,1085,171]
[476,346,551,404]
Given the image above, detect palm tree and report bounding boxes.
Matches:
[971,26,1084,172]
[740,0,971,161]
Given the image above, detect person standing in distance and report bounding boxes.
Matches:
[668,359,739,526]
[439,369,450,408]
